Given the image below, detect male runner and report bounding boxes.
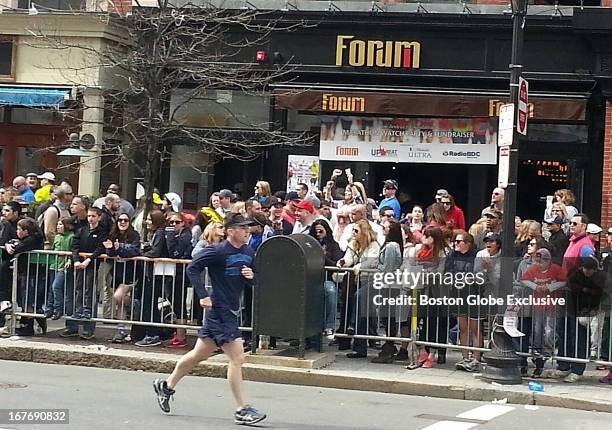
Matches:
[153,213,266,425]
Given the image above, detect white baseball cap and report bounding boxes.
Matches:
[38,172,56,182]
[587,223,602,235]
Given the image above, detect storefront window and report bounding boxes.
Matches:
[286,111,320,132]
[526,123,588,144]
[0,37,14,80]
[10,108,66,125]
[170,89,270,129]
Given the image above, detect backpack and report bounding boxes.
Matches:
[37,204,61,242]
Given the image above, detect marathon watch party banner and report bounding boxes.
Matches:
[318,115,498,164]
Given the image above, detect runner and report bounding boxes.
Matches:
[152,213,266,425]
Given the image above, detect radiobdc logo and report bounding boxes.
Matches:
[442,150,481,158]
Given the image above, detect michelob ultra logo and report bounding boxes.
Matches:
[335,35,421,69]
[322,93,366,112]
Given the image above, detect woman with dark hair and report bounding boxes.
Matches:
[309,219,343,339]
[512,236,549,376]
[4,218,45,336]
[163,212,193,348]
[105,213,141,343]
[134,210,169,347]
[372,219,404,363]
[410,226,448,368]
[445,230,479,372]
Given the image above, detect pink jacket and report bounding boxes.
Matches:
[562,233,594,275]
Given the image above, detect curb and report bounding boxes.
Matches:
[1,342,611,413]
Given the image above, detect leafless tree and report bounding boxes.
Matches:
[27,1,314,215]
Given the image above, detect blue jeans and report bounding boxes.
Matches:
[47,271,68,315]
[324,281,338,331]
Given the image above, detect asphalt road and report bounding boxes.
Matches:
[0,361,609,430]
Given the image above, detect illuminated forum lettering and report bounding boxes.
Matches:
[322,93,366,112]
[335,35,421,69]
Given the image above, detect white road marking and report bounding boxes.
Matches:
[457,405,515,421]
[420,421,478,430]
[420,404,516,430]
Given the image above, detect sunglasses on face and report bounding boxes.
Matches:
[441,202,451,205]
[352,229,359,234]
[315,230,325,235]
[170,220,183,225]
[118,218,130,223]
[454,239,464,244]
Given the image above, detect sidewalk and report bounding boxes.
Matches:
[1,326,611,413]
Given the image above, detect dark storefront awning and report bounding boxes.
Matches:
[0,87,70,108]
[273,86,587,121]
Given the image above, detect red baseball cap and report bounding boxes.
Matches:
[296,200,315,213]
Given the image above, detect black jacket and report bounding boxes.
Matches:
[549,229,570,266]
[165,227,193,259]
[142,228,168,258]
[567,269,610,317]
[73,224,108,263]
[320,239,343,266]
[0,219,17,249]
[14,233,45,273]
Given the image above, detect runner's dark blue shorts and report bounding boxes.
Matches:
[197,307,242,346]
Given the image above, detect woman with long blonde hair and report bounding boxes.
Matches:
[252,180,271,206]
[337,219,381,358]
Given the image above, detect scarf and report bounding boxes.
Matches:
[417,245,434,262]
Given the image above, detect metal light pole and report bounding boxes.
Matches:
[482,0,528,385]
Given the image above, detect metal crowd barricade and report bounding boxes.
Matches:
[324,266,612,367]
[6,250,254,336]
[4,249,611,369]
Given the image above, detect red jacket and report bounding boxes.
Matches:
[446,206,466,230]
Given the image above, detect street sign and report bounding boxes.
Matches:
[517,77,528,136]
[498,146,510,188]
[498,103,514,147]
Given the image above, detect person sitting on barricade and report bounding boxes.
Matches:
[5,218,45,336]
[135,210,169,347]
[106,213,141,343]
[46,216,76,321]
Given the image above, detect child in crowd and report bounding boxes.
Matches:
[47,216,75,320]
[521,248,566,377]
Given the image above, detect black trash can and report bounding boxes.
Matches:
[254,234,325,357]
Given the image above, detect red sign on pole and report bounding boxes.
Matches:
[517,77,528,136]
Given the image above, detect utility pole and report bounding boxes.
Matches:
[482,0,528,385]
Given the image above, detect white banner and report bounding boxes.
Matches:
[318,116,497,164]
